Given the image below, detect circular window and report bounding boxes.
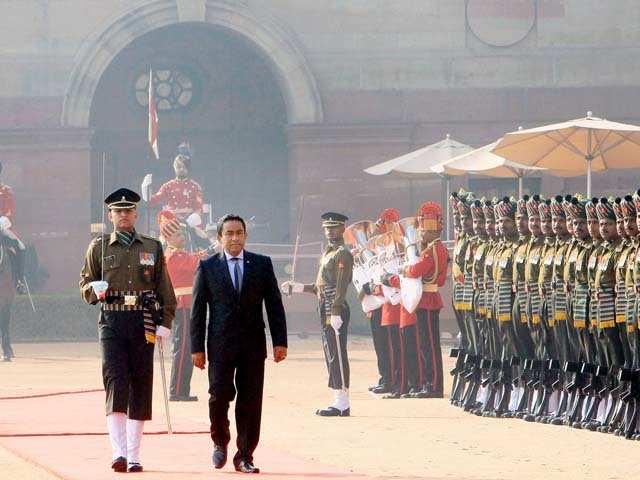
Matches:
[134,68,197,111]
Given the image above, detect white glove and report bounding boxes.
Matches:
[280,281,304,295]
[330,315,343,331]
[0,216,11,231]
[156,325,171,339]
[89,280,109,301]
[141,174,153,201]
[186,212,202,228]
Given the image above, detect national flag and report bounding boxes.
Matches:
[148,68,159,160]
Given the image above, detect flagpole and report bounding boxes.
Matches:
[146,67,156,235]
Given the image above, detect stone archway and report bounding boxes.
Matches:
[62,0,323,128]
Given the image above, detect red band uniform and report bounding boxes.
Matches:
[158,211,202,401]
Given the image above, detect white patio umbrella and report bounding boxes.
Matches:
[491,112,640,197]
[430,140,546,197]
[364,134,474,240]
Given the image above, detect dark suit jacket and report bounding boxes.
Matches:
[190,250,287,363]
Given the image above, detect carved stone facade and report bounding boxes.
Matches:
[2,0,640,292]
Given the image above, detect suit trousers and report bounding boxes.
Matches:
[369,308,390,387]
[208,358,265,463]
[99,310,155,420]
[170,308,194,397]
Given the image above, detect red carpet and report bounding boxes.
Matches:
[0,390,368,479]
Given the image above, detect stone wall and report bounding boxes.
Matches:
[1,0,640,293]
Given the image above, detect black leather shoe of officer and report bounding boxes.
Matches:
[170,394,199,401]
[368,378,384,391]
[111,456,127,473]
[212,445,228,469]
[382,391,401,399]
[400,388,418,399]
[550,416,564,426]
[585,421,601,431]
[415,389,444,399]
[371,384,392,394]
[234,459,260,473]
[127,462,143,473]
[523,413,537,422]
[316,406,350,417]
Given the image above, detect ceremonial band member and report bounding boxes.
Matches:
[283,212,354,416]
[404,202,449,397]
[80,188,176,473]
[366,208,401,394]
[191,214,288,474]
[158,210,201,401]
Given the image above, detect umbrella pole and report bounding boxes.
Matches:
[586,157,592,198]
[518,176,523,198]
[445,176,451,241]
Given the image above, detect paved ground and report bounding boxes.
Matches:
[0,337,637,479]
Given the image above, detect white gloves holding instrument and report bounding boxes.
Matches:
[186,212,202,228]
[0,216,11,231]
[280,281,304,295]
[330,315,343,331]
[156,325,171,339]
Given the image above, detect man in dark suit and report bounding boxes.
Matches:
[191,214,287,474]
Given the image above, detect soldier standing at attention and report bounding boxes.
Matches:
[282,213,354,416]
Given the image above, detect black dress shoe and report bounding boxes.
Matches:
[371,385,391,394]
[170,394,198,401]
[2,356,11,362]
[315,406,350,417]
[127,462,143,472]
[234,459,260,473]
[382,391,401,399]
[212,445,228,469]
[111,456,127,472]
[414,389,444,399]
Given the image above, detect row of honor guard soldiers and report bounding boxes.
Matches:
[339,203,449,400]
[449,189,640,440]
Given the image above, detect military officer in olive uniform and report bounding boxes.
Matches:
[80,188,177,473]
[282,212,354,416]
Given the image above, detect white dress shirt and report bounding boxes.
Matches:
[224,250,244,290]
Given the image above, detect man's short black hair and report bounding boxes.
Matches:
[217,214,246,236]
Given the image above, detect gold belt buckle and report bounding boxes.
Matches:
[124,295,137,306]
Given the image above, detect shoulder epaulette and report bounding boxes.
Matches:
[140,233,160,242]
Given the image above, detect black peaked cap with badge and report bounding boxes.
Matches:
[321,212,348,228]
[105,188,141,209]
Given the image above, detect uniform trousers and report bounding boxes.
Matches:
[99,310,155,420]
[384,325,401,391]
[369,308,390,387]
[170,308,194,397]
[0,305,13,358]
[321,304,350,390]
[416,309,443,393]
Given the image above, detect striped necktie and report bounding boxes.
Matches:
[116,230,135,248]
